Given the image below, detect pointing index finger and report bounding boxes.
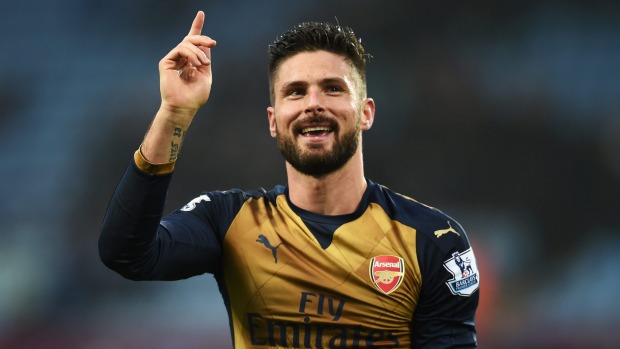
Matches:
[188,11,205,36]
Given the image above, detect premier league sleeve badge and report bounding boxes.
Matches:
[442,248,480,296]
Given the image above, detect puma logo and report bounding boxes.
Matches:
[256,234,284,263]
[434,221,460,238]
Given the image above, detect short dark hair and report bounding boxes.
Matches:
[268,21,371,103]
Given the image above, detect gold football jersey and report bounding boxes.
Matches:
[101,161,479,348]
[223,194,420,348]
[164,181,478,348]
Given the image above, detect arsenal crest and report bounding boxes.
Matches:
[369,255,405,295]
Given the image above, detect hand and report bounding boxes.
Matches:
[158,11,217,123]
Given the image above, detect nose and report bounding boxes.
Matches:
[304,89,325,114]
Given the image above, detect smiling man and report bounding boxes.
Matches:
[268,49,372,181]
[99,11,479,349]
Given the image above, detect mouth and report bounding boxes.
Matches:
[294,116,338,139]
[300,126,333,137]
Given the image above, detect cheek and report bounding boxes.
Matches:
[339,99,361,120]
[273,106,299,128]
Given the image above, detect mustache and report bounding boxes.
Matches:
[292,115,339,134]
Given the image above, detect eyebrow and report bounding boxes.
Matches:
[280,80,307,93]
[321,77,347,85]
[279,77,349,93]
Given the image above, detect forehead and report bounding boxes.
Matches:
[272,50,357,88]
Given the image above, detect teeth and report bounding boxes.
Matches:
[301,126,331,134]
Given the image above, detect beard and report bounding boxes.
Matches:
[276,116,360,177]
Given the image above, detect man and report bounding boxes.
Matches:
[99,10,480,348]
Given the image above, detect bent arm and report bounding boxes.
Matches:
[98,11,220,280]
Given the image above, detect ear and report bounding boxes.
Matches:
[267,106,277,137]
[360,98,375,131]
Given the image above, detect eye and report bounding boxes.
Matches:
[326,85,344,94]
[285,88,305,98]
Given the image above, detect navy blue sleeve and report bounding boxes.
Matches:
[411,218,479,348]
[98,160,239,280]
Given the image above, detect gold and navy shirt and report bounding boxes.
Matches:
[100,159,480,348]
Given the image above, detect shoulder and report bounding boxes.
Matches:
[163,185,286,238]
[368,181,480,306]
[367,181,470,252]
[178,185,286,213]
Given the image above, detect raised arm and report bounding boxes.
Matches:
[141,10,217,164]
[99,11,221,280]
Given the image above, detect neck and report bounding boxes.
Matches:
[286,150,367,215]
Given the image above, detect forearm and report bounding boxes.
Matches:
[140,106,195,164]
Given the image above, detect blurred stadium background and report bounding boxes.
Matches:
[1,0,619,348]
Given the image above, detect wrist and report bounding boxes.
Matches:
[158,102,199,126]
[134,147,176,175]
